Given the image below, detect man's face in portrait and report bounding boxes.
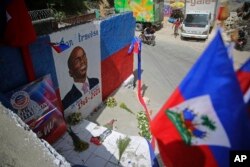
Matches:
[68,47,88,83]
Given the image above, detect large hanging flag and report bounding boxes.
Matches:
[151,29,250,167]
[4,0,36,47]
[128,37,151,121]
[3,0,37,81]
[236,58,250,103]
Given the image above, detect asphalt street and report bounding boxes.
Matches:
[89,21,249,138]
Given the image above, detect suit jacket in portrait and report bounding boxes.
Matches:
[62,77,99,110]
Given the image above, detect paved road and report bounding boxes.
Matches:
[135,21,250,115]
[90,21,249,137]
[135,31,200,114]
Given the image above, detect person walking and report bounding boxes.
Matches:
[172,18,181,38]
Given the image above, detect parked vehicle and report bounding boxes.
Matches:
[114,0,164,31]
[235,26,248,51]
[181,0,219,40]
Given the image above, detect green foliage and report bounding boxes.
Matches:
[106,97,117,108]
[201,115,216,131]
[62,0,89,15]
[136,111,151,140]
[54,11,66,22]
[67,112,83,125]
[67,127,89,152]
[116,136,131,164]
[119,102,134,115]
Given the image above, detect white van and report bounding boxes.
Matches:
[181,0,218,40]
[181,11,211,39]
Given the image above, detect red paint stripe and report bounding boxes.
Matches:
[101,45,133,100]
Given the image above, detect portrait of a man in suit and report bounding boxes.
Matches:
[62,46,99,110]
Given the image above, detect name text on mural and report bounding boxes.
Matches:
[78,30,99,42]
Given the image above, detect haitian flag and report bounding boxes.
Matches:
[236,58,250,103]
[49,42,70,53]
[151,29,250,167]
[4,0,36,47]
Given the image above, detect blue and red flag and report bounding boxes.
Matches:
[128,37,156,149]
[236,58,250,102]
[151,29,250,167]
[4,0,36,47]
[3,0,37,81]
[128,37,151,121]
[49,42,70,53]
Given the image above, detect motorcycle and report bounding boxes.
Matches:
[235,26,248,51]
[139,31,156,46]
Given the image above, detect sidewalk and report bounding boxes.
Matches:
[52,119,156,167]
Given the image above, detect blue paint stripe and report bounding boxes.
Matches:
[100,12,135,61]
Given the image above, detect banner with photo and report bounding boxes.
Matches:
[5,75,67,144]
[49,22,102,118]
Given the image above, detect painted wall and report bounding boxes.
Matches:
[0,12,135,116]
[100,12,135,99]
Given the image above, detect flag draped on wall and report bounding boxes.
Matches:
[4,0,36,47]
[151,29,250,167]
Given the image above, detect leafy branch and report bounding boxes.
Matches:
[137,111,151,140]
[120,102,134,115]
[66,112,83,126]
[116,136,131,164]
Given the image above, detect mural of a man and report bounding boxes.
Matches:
[62,46,99,110]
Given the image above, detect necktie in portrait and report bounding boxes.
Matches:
[82,82,89,94]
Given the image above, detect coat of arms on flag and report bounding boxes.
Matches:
[167,95,230,147]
